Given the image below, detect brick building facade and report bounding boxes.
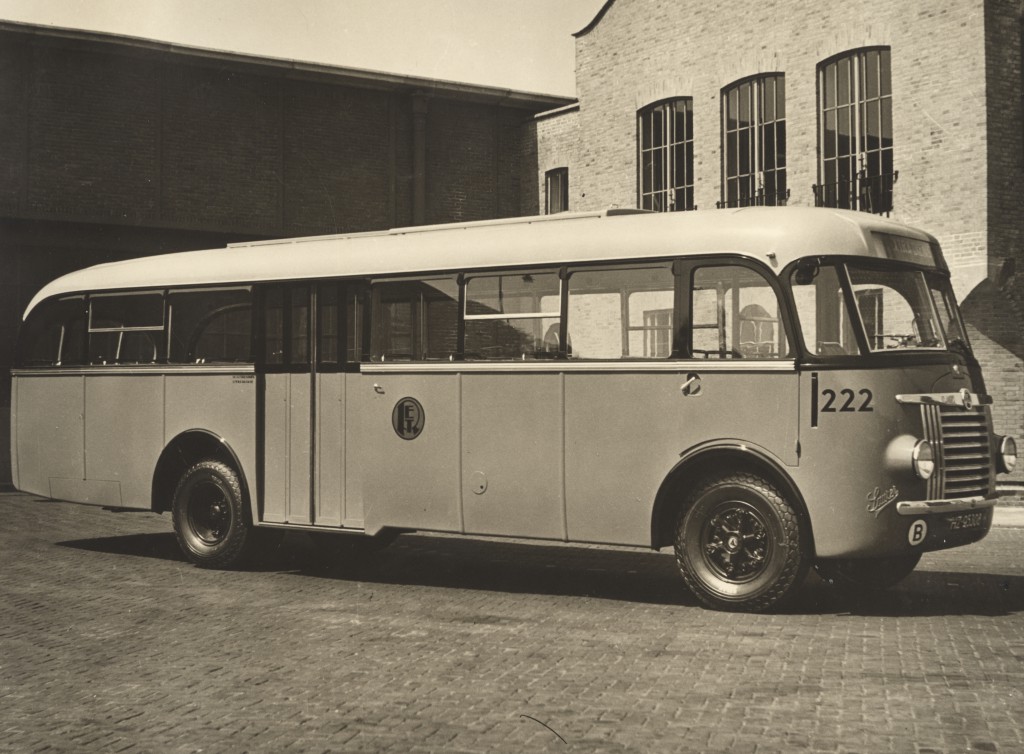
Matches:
[0,22,570,485]
[532,0,1023,482]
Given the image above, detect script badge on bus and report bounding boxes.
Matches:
[392,397,425,440]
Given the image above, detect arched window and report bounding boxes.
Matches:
[638,98,694,212]
[720,74,787,208]
[815,48,895,215]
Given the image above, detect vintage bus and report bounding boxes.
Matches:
[9,208,1017,611]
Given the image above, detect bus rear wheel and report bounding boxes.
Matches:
[814,553,921,591]
[674,473,808,612]
[172,460,257,569]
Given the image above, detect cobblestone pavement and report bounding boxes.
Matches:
[1,492,1023,753]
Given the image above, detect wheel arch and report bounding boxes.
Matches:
[650,441,814,554]
[152,429,251,518]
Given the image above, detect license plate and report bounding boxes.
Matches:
[945,510,989,531]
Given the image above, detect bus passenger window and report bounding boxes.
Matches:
[88,292,165,364]
[370,278,458,361]
[566,264,674,359]
[464,271,561,360]
[168,288,252,364]
[691,266,788,359]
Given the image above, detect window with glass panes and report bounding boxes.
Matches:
[721,74,786,208]
[817,48,894,214]
[545,168,569,214]
[638,99,694,212]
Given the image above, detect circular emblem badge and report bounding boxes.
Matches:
[392,397,424,440]
[908,519,928,546]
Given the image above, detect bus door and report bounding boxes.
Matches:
[259,283,314,525]
[677,260,800,464]
[259,281,370,528]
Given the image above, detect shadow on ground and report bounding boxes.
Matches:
[58,531,1024,617]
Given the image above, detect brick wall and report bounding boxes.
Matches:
[0,26,547,240]
[283,81,395,234]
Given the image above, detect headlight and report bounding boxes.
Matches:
[912,439,935,480]
[998,436,1017,474]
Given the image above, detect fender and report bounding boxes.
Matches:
[151,429,253,521]
[649,439,813,551]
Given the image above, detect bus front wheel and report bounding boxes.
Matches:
[172,460,257,569]
[674,473,808,612]
[814,553,921,591]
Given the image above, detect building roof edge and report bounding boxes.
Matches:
[0,19,574,109]
[573,0,617,37]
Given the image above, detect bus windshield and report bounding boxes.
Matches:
[789,260,970,357]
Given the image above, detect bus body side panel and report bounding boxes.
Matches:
[461,373,564,539]
[796,364,991,558]
[13,374,85,499]
[262,373,312,524]
[164,373,258,517]
[314,372,346,527]
[566,368,799,546]
[565,372,683,545]
[352,373,461,533]
[83,374,164,508]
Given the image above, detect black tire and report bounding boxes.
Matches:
[172,460,260,568]
[814,553,921,591]
[674,473,809,612]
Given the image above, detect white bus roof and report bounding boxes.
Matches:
[25,207,939,318]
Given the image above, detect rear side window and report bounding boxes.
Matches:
[16,296,87,367]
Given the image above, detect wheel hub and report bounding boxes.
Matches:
[189,482,230,545]
[702,503,770,583]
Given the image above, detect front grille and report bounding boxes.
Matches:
[921,404,993,499]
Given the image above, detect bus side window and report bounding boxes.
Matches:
[370,278,458,361]
[566,264,674,359]
[88,292,164,365]
[463,270,561,360]
[691,265,788,359]
[15,296,88,367]
[168,288,252,364]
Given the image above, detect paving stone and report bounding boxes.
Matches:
[0,492,1023,752]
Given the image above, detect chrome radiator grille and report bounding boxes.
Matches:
[921,404,993,499]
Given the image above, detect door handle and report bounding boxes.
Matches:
[373,383,385,395]
[680,372,702,397]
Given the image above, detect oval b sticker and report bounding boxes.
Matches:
[392,397,424,440]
